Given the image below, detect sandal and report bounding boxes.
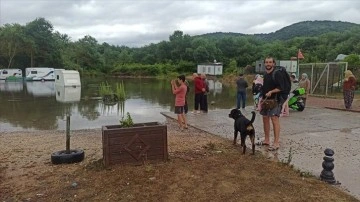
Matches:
[268,146,279,151]
[256,141,270,146]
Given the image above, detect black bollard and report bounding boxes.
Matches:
[320,148,338,184]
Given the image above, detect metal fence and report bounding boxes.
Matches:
[299,62,348,96]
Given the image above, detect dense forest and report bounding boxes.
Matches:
[1,18,360,76]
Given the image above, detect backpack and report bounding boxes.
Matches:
[252,83,263,95]
[272,66,291,95]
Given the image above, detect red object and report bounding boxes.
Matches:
[297,49,304,59]
[343,77,356,91]
[194,76,204,93]
[173,84,187,106]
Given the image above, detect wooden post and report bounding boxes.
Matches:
[326,64,330,96]
[66,115,70,154]
[296,57,299,77]
[310,64,314,94]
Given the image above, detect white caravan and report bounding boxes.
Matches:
[0,69,23,80]
[25,67,55,81]
[54,69,81,87]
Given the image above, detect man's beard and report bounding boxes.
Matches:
[265,66,273,71]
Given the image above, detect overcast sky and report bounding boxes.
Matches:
[1,0,360,47]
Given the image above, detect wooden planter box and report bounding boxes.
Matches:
[102,122,168,167]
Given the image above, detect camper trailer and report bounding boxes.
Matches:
[54,69,81,87]
[0,69,23,80]
[25,67,55,81]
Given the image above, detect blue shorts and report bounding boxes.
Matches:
[174,106,185,114]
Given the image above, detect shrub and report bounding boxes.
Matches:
[120,112,134,127]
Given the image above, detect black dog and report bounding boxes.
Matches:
[228,109,256,155]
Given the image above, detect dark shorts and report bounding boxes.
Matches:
[260,97,285,117]
[174,106,185,114]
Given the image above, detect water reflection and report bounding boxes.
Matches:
[99,101,125,117]
[208,80,223,96]
[26,81,55,97]
[0,81,23,92]
[0,78,248,131]
[55,85,81,103]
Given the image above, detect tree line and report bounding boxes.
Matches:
[1,18,360,76]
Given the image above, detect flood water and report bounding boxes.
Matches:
[0,77,254,131]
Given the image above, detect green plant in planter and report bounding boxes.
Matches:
[120,112,134,127]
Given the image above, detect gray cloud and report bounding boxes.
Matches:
[1,0,360,47]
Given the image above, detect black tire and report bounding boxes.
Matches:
[51,149,85,164]
[297,102,305,111]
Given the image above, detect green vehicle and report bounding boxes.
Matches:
[288,88,305,111]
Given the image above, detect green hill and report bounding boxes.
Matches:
[196,32,246,39]
[197,20,360,41]
[256,20,360,40]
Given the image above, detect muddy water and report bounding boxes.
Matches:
[0,78,254,131]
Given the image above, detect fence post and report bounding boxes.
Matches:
[66,115,70,154]
[311,64,314,94]
[326,64,330,96]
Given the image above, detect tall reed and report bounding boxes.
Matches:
[99,82,113,97]
[115,81,126,101]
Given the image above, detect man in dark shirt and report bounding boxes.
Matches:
[192,73,205,114]
[260,57,287,151]
[236,74,248,109]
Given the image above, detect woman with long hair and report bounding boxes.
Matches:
[343,70,357,109]
[298,73,311,105]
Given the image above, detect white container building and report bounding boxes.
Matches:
[54,69,81,87]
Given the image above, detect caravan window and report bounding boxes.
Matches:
[31,71,37,74]
[57,75,59,80]
[2,70,8,74]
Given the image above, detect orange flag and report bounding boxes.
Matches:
[297,49,304,59]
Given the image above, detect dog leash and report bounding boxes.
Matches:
[260,96,268,105]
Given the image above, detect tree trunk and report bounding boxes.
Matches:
[7,46,17,69]
[7,57,13,68]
